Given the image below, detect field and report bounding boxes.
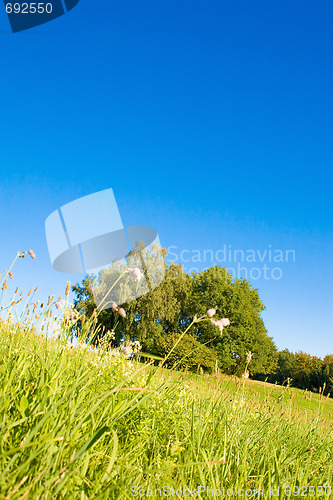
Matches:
[0,319,332,500]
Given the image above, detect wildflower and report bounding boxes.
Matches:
[55,302,62,309]
[8,271,13,279]
[210,318,228,335]
[220,318,230,327]
[111,302,118,312]
[242,371,249,380]
[246,351,252,364]
[129,267,143,281]
[28,249,36,259]
[121,345,131,357]
[210,319,221,334]
[206,308,216,318]
[118,307,126,318]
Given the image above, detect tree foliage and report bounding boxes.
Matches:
[268,349,333,396]
[151,333,218,373]
[72,249,278,377]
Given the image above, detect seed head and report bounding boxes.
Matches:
[129,267,143,281]
[121,345,131,356]
[118,307,126,318]
[28,250,36,260]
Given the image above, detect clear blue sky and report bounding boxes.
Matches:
[0,0,332,357]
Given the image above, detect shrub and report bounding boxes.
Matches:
[152,333,218,372]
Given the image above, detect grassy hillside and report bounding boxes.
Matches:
[167,370,333,425]
[1,320,332,499]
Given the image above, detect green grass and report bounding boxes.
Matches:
[1,320,333,500]
[164,370,333,426]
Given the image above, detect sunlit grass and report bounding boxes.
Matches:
[1,319,333,499]
[1,253,332,499]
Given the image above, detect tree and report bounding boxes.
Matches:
[270,349,296,385]
[323,354,333,396]
[72,253,277,377]
[72,245,190,348]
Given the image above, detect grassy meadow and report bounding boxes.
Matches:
[1,318,333,499]
[1,252,332,499]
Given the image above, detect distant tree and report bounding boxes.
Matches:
[291,352,324,390]
[271,349,296,385]
[323,354,333,396]
[269,350,332,397]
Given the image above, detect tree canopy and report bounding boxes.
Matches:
[72,247,278,376]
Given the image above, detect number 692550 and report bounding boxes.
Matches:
[5,3,53,14]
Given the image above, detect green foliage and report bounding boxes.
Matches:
[151,332,218,372]
[269,350,332,396]
[73,253,278,377]
[184,266,278,376]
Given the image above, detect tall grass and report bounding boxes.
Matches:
[1,320,333,499]
[0,255,332,498]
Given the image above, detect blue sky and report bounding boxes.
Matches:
[0,0,332,357]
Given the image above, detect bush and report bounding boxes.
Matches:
[152,333,218,372]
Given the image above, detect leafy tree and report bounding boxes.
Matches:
[72,245,190,348]
[322,354,333,396]
[269,350,332,396]
[270,349,296,385]
[72,253,277,377]
[72,274,122,345]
